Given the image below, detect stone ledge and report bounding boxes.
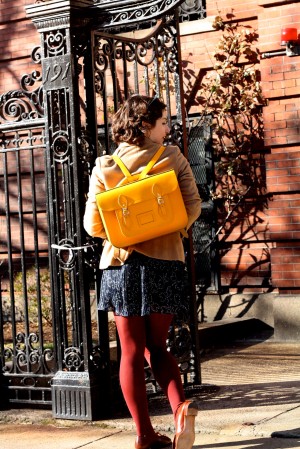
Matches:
[274,295,300,341]
[198,317,274,347]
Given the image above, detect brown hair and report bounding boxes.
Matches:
[111,94,167,146]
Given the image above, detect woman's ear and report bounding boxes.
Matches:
[141,120,148,129]
[141,121,151,136]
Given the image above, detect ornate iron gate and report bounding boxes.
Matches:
[0,49,53,405]
[89,14,201,393]
[0,0,208,419]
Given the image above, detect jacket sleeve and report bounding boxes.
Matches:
[83,158,107,239]
[176,147,202,230]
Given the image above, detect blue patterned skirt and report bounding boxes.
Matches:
[98,252,189,317]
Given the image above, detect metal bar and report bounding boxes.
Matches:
[0,272,4,373]
[29,143,44,352]
[175,11,201,384]
[122,42,129,98]
[3,372,53,379]
[83,31,99,161]
[0,146,45,154]
[0,148,6,374]
[0,119,45,133]
[163,53,171,125]
[6,382,52,388]
[173,24,187,153]
[102,75,110,153]
[144,65,150,96]
[93,19,164,43]
[48,89,65,368]
[59,164,70,350]
[92,34,111,154]
[154,58,160,95]
[0,209,46,216]
[9,400,52,405]
[3,151,17,374]
[50,91,70,355]
[261,49,286,59]
[16,149,30,345]
[133,55,139,94]
[111,41,120,113]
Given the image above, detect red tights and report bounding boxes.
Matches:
[114,313,185,438]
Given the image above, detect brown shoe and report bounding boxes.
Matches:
[173,400,198,449]
[135,432,172,449]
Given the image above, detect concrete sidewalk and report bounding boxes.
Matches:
[1,338,300,449]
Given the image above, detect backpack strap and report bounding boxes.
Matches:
[111,155,132,180]
[112,145,165,182]
[139,145,165,179]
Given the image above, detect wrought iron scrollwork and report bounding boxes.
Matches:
[95,24,176,69]
[44,31,66,57]
[167,323,193,373]
[0,47,44,124]
[52,131,70,163]
[93,0,184,27]
[54,240,77,271]
[35,0,206,26]
[3,332,54,375]
[64,347,84,371]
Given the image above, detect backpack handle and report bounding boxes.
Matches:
[112,146,165,182]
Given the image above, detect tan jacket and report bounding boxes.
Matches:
[83,138,202,269]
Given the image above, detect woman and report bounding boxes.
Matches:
[84,94,201,449]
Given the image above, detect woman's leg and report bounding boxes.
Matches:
[114,315,155,438]
[144,313,185,416]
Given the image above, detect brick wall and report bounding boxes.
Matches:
[259,1,300,291]
[180,0,300,292]
[0,1,47,278]
[0,1,39,93]
[180,3,270,291]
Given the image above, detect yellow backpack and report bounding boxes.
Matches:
[95,146,188,248]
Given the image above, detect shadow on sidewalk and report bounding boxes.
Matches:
[199,380,300,411]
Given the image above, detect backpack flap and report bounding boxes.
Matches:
[95,165,188,247]
[96,170,178,211]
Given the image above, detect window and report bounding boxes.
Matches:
[187,117,218,292]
